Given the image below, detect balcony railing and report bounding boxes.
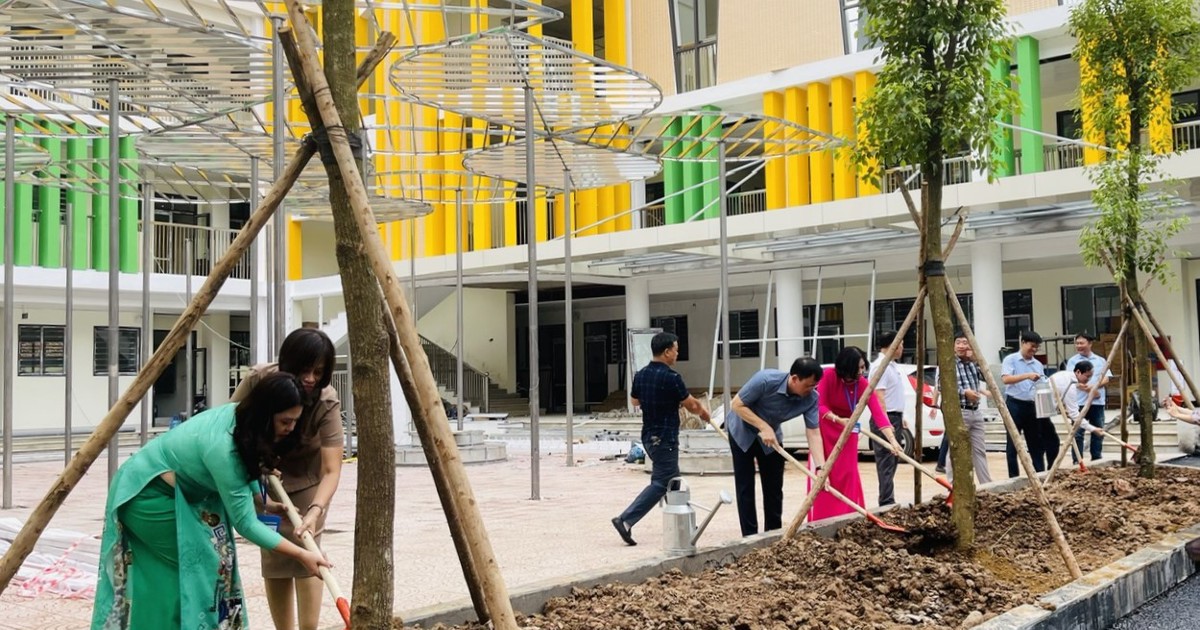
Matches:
[146,222,251,279]
[881,153,975,193]
[1042,142,1085,171]
[1173,120,1200,151]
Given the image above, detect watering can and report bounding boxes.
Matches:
[1034,380,1057,418]
[661,477,733,556]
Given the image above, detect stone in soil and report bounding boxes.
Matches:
[399,466,1200,630]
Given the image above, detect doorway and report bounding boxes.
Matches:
[584,336,609,405]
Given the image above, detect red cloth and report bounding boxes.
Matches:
[808,367,885,521]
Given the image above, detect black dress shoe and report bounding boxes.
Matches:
[611,517,636,546]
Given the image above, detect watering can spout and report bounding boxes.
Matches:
[689,490,733,547]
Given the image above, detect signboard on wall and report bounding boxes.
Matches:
[625,327,663,412]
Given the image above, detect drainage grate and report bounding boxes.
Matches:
[1162,454,1200,469]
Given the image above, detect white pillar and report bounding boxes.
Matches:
[775,269,805,370]
[625,279,650,329]
[631,180,646,230]
[253,241,272,364]
[971,242,1005,366]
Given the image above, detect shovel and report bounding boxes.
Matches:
[702,417,907,534]
[267,475,352,630]
[860,429,955,501]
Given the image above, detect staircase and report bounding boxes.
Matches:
[419,335,528,416]
[981,409,1183,456]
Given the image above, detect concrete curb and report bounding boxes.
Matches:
[395,458,1192,629]
[974,525,1200,629]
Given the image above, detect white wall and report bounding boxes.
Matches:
[416,288,515,392]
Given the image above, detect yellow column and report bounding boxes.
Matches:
[472,118,493,249]
[597,186,615,234]
[419,4,447,255]
[553,192,565,237]
[604,0,632,231]
[528,0,542,37]
[287,221,303,279]
[1079,49,1105,165]
[504,181,518,246]
[443,113,464,254]
[783,86,809,207]
[854,71,880,196]
[763,91,785,210]
[808,82,833,203]
[535,189,548,242]
[831,76,856,200]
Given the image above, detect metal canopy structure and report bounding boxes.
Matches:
[391,30,662,131]
[463,137,660,189]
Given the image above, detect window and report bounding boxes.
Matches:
[651,315,690,361]
[1056,110,1082,140]
[1062,284,1121,338]
[718,309,759,359]
[584,319,626,364]
[840,0,873,54]
[93,327,141,375]
[669,0,718,92]
[18,325,65,376]
[953,289,1035,352]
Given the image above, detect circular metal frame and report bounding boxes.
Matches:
[463,137,661,189]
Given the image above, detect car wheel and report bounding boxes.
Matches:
[899,429,915,459]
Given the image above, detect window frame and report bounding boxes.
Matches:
[668,0,719,93]
[18,324,66,376]
[718,308,760,359]
[93,326,141,376]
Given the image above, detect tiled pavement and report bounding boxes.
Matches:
[0,439,1015,630]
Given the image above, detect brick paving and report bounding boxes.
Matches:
[0,438,1014,629]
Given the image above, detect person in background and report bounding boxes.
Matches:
[1001,331,1056,477]
[1065,333,1112,462]
[946,334,993,484]
[812,347,902,521]
[1049,360,1104,444]
[91,372,330,630]
[232,327,341,630]
[869,331,907,506]
[612,332,711,546]
[725,357,823,536]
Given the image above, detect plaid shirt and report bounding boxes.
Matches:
[631,360,690,436]
[955,355,984,409]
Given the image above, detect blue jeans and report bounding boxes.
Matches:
[617,432,679,528]
[1073,403,1106,462]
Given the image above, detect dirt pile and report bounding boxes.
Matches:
[403,466,1200,630]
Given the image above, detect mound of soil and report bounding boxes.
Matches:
[402,466,1200,630]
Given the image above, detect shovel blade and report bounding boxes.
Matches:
[866,512,907,534]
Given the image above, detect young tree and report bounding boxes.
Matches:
[1071,0,1200,478]
[854,0,1016,548]
[320,0,398,624]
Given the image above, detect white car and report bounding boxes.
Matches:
[775,364,947,458]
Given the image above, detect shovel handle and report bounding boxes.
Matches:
[266,476,351,623]
[1098,430,1139,453]
[862,428,947,487]
[772,444,901,528]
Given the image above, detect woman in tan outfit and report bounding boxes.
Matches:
[232,327,342,630]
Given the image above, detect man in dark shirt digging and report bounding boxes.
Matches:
[612,332,711,546]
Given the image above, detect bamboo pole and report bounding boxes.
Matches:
[281,2,517,626]
[0,33,399,596]
[944,281,1082,579]
[1137,301,1200,401]
[1042,318,1127,487]
[782,286,926,539]
[277,29,491,621]
[1127,299,1194,411]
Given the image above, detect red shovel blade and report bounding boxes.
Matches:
[335,597,351,630]
[866,511,908,534]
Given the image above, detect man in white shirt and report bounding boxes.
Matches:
[869,331,907,506]
[1065,334,1112,461]
[1049,360,1104,447]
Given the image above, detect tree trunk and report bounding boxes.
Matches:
[322,1,396,625]
[921,169,977,549]
[1128,278,1156,477]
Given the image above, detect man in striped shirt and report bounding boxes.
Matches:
[947,333,992,484]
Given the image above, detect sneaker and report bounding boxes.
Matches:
[611,517,636,546]
[935,465,946,474]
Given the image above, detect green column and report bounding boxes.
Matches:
[118,135,138,272]
[38,121,62,267]
[91,135,110,271]
[1017,36,1044,174]
[991,58,1015,178]
[664,117,684,225]
[701,106,720,220]
[682,116,703,221]
[67,124,89,270]
[14,119,35,266]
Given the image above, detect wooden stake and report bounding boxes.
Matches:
[1137,301,1200,402]
[0,33,399,597]
[783,286,927,539]
[281,2,517,626]
[944,281,1082,579]
[1127,298,1195,411]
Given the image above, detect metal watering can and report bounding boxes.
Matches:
[662,477,733,556]
[1034,380,1056,418]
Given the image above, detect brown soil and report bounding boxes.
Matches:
[400,466,1200,630]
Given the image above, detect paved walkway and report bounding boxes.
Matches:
[0,439,1015,630]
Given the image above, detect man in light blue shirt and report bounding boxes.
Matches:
[1065,333,1112,462]
[1001,331,1058,477]
[725,357,822,536]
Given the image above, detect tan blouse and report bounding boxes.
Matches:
[230,362,343,493]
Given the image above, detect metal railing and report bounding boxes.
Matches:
[419,334,491,413]
[639,203,666,227]
[146,222,251,279]
[728,189,766,216]
[881,153,975,192]
[1042,142,1084,171]
[1173,120,1200,151]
